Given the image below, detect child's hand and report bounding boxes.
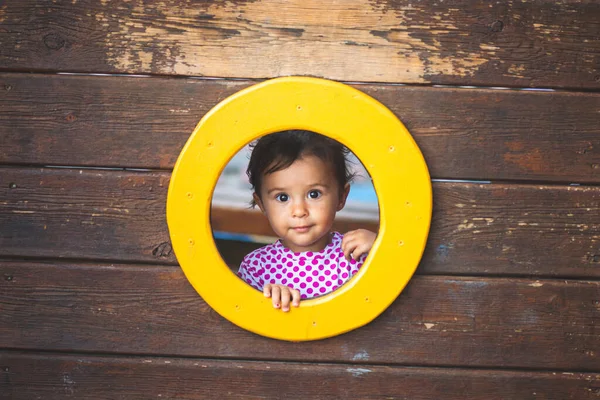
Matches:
[263,284,301,312]
[342,229,377,261]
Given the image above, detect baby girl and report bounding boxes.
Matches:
[238,130,376,312]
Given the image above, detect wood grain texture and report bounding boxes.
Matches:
[0,1,599,88]
[1,352,599,400]
[1,73,599,183]
[1,167,599,277]
[0,261,598,370]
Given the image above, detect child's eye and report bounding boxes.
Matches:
[275,193,289,202]
[308,190,321,199]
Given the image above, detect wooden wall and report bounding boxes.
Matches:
[1,1,599,398]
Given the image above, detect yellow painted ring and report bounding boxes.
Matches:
[167,77,431,341]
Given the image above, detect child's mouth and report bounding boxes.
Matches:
[292,226,311,233]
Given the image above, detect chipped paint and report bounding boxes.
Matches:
[0,4,7,24]
[480,44,499,51]
[436,243,453,260]
[529,281,543,287]
[453,216,497,233]
[63,373,75,396]
[457,219,474,231]
[424,323,435,329]
[347,368,372,377]
[94,0,495,82]
[508,64,526,78]
[352,350,370,361]
[472,217,494,224]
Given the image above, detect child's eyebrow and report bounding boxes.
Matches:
[265,183,329,194]
[266,187,287,194]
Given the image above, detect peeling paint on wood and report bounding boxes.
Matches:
[1,73,599,182]
[347,368,372,377]
[351,350,370,361]
[0,0,599,88]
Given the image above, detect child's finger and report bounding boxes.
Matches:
[291,289,301,307]
[341,235,351,252]
[352,243,369,259]
[344,243,358,261]
[280,287,292,312]
[342,237,358,260]
[263,284,272,298]
[270,285,282,309]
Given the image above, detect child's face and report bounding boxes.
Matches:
[254,154,349,253]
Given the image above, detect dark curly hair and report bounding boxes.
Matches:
[247,130,355,207]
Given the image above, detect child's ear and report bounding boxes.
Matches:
[253,193,266,213]
[337,183,351,211]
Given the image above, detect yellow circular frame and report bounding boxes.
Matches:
[167,77,432,341]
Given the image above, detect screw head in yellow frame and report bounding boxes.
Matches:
[167,76,432,341]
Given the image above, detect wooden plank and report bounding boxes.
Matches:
[1,73,599,183]
[1,352,599,400]
[1,167,599,278]
[0,167,174,263]
[0,1,599,89]
[0,261,598,370]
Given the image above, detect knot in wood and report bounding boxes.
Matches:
[153,241,173,258]
[490,20,504,33]
[43,33,66,50]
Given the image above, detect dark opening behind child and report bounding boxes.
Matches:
[237,130,376,312]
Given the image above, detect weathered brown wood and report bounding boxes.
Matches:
[0,167,173,263]
[0,1,599,89]
[212,206,378,238]
[0,261,598,370]
[1,352,598,400]
[1,73,599,183]
[1,167,599,277]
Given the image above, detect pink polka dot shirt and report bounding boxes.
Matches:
[237,232,365,299]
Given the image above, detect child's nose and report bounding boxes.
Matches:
[291,200,308,217]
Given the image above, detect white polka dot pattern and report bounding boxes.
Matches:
[237,232,365,299]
